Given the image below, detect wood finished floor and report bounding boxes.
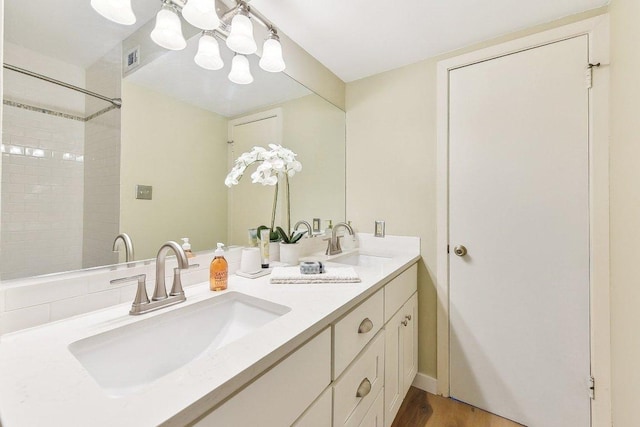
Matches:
[391,387,524,427]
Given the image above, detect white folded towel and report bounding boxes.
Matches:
[270,266,361,284]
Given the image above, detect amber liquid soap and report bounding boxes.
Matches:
[210,243,228,291]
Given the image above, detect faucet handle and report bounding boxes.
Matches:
[170,268,185,297]
[111,274,149,308]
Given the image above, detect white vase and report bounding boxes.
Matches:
[279,243,301,266]
[269,241,280,262]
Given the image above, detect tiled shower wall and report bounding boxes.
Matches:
[1,43,85,279]
[1,42,122,279]
[83,45,122,269]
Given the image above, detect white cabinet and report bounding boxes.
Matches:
[196,328,331,426]
[384,292,418,427]
[333,330,385,427]
[333,288,384,379]
[359,388,385,427]
[199,262,419,427]
[293,387,332,427]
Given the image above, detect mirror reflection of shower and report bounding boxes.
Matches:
[1,43,122,280]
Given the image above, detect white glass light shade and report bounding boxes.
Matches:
[259,38,286,72]
[194,33,224,70]
[228,55,254,85]
[226,14,257,55]
[150,6,187,51]
[91,0,136,25]
[182,0,220,30]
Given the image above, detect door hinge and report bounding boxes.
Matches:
[589,375,595,399]
[586,63,601,89]
[447,245,450,254]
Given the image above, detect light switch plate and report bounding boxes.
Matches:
[374,220,385,237]
[312,218,321,233]
[136,185,152,200]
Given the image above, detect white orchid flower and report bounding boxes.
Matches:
[225,144,301,188]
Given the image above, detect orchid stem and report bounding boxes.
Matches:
[271,181,278,235]
[285,173,291,235]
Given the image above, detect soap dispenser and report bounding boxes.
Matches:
[181,237,195,258]
[210,243,228,291]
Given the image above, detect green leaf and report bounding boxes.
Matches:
[276,226,290,244]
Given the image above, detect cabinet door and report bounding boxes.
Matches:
[401,293,418,398]
[196,328,331,426]
[383,308,405,427]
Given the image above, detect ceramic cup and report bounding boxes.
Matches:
[240,247,262,273]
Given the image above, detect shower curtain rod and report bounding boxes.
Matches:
[3,63,122,108]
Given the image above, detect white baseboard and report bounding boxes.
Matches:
[412,372,438,394]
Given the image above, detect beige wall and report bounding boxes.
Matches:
[228,94,346,245]
[610,0,640,424]
[282,94,346,228]
[120,81,228,260]
[346,6,609,379]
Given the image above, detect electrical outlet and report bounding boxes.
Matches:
[374,220,385,237]
[312,218,321,233]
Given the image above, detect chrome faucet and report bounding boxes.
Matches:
[294,220,313,237]
[110,241,189,315]
[112,233,134,263]
[326,222,355,256]
[153,241,189,301]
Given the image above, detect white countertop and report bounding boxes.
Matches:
[0,235,420,427]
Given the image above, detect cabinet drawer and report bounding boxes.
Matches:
[333,330,385,427]
[196,328,331,426]
[334,289,384,378]
[359,388,384,427]
[384,264,417,323]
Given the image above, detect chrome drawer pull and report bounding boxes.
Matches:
[356,378,372,398]
[358,318,374,334]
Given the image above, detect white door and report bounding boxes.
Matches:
[227,111,282,246]
[449,36,590,427]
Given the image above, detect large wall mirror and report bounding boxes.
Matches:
[1,0,346,281]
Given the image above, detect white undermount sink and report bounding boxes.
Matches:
[68,292,290,397]
[329,252,392,267]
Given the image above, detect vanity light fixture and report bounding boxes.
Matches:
[225,4,257,55]
[194,31,224,70]
[181,0,220,30]
[93,0,286,85]
[228,54,254,85]
[90,0,136,25]
[259,28,285,73]
[150,1,187,51]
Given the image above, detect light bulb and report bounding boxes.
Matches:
[194,32,224,70]
[91,0,136,25]
[150,5,186,51]
[228,54,254,85]
[182,0,220,30]
[259,37,285,73]
[226,13,257,55]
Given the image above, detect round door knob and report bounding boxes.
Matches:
[453,245,467,257]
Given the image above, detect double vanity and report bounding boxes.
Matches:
[0,234,420,426]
